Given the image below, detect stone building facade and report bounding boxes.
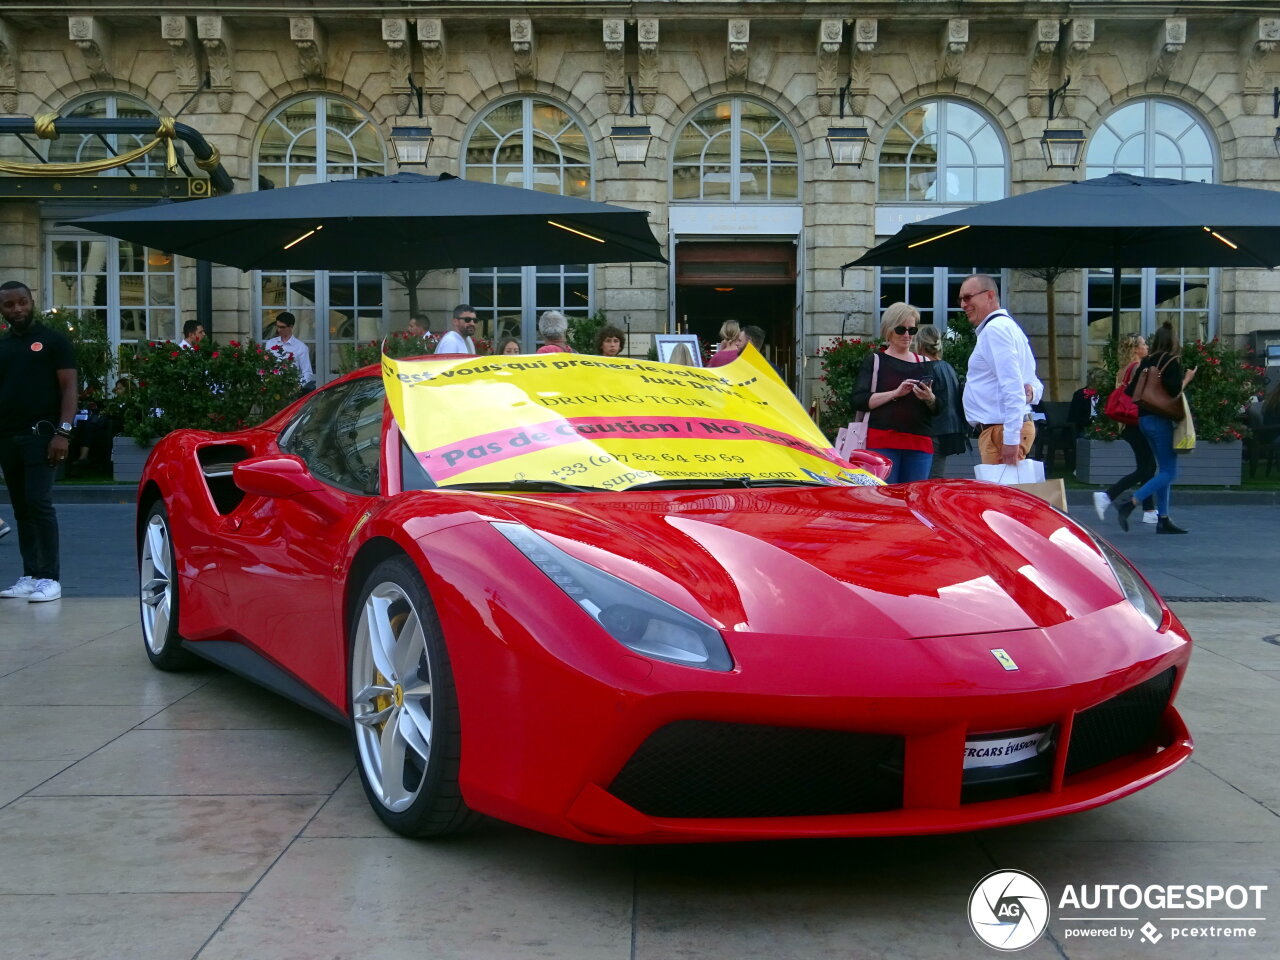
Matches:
[0,2,1277,403]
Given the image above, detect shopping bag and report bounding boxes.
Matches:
[1173,396,1196,453]
[1010,478,1069,511]
[974,459,1046,484]
[840,418,869,456]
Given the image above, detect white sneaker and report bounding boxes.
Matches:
[1093,492,1111,521]
[1142,511,1159,525]
[27,579,61,603]
[0,576,37,598]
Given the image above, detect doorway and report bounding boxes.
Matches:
[674,241,797,384]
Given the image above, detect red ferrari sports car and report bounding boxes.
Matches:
[136,350,1192,843]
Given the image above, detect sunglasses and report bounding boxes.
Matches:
[958,292,986,304]
[892,325,919,336]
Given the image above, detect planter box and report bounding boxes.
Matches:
[1075,437,1242,487]
[111,437,154,484]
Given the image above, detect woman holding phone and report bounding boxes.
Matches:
[849,302,940,482]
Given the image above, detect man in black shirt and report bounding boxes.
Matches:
[0,281,78,602]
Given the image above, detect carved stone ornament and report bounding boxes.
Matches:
[0,18,19,114]
[1065,18,1094,83]
[850,20,877,115]
[290,17,326,81]
[161,16,201,90]
[817,19,842,114]
[419,19,446,114]
[1241,17,1280,112]
[383,19,410,114]
[604,19,625,112]
[1027,19,1060,118]
[638,19,659,113]
[510,19,535,91]
[197,15,235,111]
[726,19,750,83]
[940,19,968,82]
[1151,18,1186,80]
[69,16,112,83]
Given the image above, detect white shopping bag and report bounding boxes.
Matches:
[973,459,1046,485]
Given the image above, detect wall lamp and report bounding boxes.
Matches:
[826,78,871,167]
[1039,77,1086,169]
[609,78,653,165]
[390,75,433,166]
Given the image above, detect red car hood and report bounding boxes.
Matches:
[464,481,1126,640]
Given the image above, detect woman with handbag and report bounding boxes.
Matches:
[1093,333,1157,524]
[849,302,939,482]
[1118,323,1197,534]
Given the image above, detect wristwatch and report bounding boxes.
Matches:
[56,421,73,438]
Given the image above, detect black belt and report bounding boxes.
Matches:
[979,415,1033,430]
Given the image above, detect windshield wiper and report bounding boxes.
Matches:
[629,477,834,491]
[445,479,601,493]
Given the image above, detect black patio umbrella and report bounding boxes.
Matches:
[71,172,666,271]
[843,173,1280,339]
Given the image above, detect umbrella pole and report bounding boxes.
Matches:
[1111,262,1122,345]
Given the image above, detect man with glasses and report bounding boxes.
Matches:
[958,274,1042,466]
[264,312,315,394]
[435,304,477,355]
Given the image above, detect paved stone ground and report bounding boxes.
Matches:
[0,501,1275,959]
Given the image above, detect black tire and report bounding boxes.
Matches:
[139,501,197,670]
[348,555,479,837]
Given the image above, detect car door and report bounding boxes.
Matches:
[219,376,386,704]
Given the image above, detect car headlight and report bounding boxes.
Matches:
[493,522,734,671]
[1091,534,1165,630]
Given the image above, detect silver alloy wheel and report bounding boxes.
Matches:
[351,581,434,813]
[139,512,174,654]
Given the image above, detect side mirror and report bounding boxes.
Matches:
[233,454,322,499]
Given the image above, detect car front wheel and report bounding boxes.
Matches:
[348,555,478,837]
[139,501,196,670]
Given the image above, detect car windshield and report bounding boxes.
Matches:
[384,348,879,493]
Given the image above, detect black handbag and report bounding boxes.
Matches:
[1132,355,1185,421]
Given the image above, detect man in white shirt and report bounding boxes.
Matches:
[434,304,477,355]
[959,274,1042,466]
[263,312,315,393]
[178,320,205,351]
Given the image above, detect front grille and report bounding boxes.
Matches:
[1065,667,1176,777]
[608,720,903,819]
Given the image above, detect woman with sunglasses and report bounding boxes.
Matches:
[849,302,940,482]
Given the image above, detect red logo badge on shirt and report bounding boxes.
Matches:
[30,342,43,352]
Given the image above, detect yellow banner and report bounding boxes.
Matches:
[382,346,879,491]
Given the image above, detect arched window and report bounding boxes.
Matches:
[878,100,1006,203]
[463,98,593,348]
[671,98,799,202]
[1083,100,1217,360]
[43,94,177,354]
[254,95,388,382]
[873,101,1008,328]
[47,94,165,176]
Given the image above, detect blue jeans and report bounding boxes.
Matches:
[1133,415,1176,516]
[870,447,933,483]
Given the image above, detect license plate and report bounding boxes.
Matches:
[963,730,1044,770]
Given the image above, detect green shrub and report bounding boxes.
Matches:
[339,331,440,373]
[816,337,881,440]
[117,338,299,444]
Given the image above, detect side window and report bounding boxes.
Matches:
[279,378,385,495]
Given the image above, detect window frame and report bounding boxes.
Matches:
[460,96,596,350]
[670,97,802,204]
